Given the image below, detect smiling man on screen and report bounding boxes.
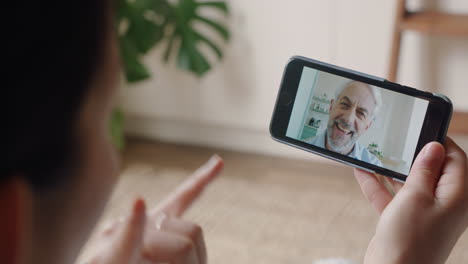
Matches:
[305,81,382,166]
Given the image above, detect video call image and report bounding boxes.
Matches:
[286,67,429,175]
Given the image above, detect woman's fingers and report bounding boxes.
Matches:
[404,142,446,197]
[89,198,147,264]
[142,228,200,264]
[135,155,223,264]
[376,174,402,196]
[354,168,393,214]
[389,178,404,193]
[152,155,224,217]
[141,155,223,264]
[89,168,219,264]
[143,216,206,264]
[157,217,207,264]
[112,198,146,263]
[435,137,468,207]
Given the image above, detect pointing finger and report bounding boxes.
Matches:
[152,154,224,217]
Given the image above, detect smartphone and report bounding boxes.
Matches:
[270,56,452,181]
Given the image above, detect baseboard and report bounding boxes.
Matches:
[125,115,330,162]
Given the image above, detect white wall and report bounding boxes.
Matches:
[122,0,468,160]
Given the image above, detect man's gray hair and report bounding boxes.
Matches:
[334,81,382,120]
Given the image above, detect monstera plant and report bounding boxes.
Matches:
[111,0,230,148]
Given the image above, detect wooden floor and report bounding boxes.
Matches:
[78,138,468,264]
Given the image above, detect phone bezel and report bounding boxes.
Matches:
[270,56,453,181]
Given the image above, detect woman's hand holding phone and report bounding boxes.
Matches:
[85,155,224,264]
[354,137,468,264]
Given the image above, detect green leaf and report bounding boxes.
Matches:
[116,0,130,20]
[193,30,223,59]
[178,36,211,76]
[118,0,230,79]
[177,42,192,71]
[159,0,229,76]
[177,0,197,22]
[110,108,125,149]
[194,15,230,40]
[190,48,211,76]
[133,0,160,11]
[195,1,229,14]
[120,37,151,82]
[163,31,176,63]
[125,58,151,82]
[126,16,163,53]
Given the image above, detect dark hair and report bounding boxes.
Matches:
[3,1,110,190]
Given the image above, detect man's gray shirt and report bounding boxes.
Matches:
[304,131,383,167]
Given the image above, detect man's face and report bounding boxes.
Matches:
[326,82,376,154]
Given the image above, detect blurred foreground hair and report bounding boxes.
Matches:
[3,0,110,190]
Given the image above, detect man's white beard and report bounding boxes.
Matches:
[326,120,359,154]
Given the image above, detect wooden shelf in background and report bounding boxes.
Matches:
[449,111,468,135]
[402,11,468,36]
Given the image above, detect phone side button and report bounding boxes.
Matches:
[354,166,375,174]
[432,93,452,104]
[279,93,292,106]
[344,162,375,174]
[392,178,406,184]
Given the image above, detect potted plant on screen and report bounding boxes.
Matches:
[111,0,230,148]
[367,142,384,160]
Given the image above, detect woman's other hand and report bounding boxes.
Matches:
[86,155,223,264]
[355,137,468,264]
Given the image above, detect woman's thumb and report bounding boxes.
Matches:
[405,142,446,196]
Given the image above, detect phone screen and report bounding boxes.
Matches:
[286,67,429,175]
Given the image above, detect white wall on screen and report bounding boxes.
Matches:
[286,68,318,139]
[381,93,414,159]
[402,98,429,163]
